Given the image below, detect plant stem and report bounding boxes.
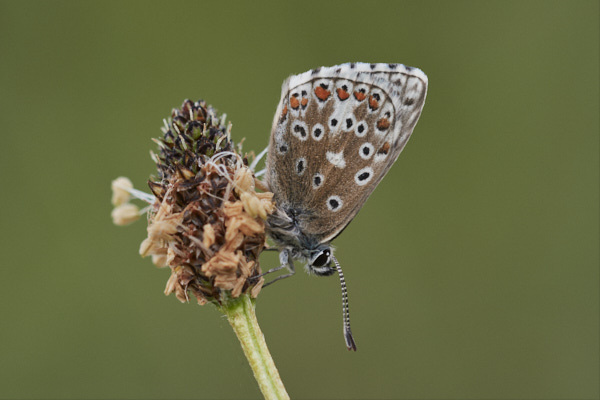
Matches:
[220,294,290,400]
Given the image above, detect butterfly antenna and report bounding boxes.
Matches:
[332,255,357,351]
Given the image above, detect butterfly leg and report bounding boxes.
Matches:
[250,249,296,287]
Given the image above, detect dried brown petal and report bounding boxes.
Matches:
[238,216,264,236]
[223,231,245,253]
[139,238,155,257]
[223,201,244,217]
[202,224,215,248]
[250,278,264,298]
[164,270,178,296]
[234,167,255,194]
[240,192,264,219]
[152,253,168,268]
[192,290,208,305]
[147,211,182,242]
[231,274,246,298]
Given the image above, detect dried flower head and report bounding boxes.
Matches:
[112,99,274,305]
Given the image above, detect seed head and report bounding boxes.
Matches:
[112,99,273,305]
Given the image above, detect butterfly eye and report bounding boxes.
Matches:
[311,249,331,267]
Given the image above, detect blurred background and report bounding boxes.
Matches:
[1,1,597,399]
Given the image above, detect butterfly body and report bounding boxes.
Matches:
[261,63,428,349]
[265,201,336,276]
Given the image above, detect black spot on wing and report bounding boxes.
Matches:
[294,124,307,138]
[296,159,305,175]
[313,175,322,187]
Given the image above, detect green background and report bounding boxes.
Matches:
[1,1,597,399]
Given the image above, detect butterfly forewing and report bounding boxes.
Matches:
[265,63,427,243]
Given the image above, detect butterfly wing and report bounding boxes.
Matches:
[265,63,427,244]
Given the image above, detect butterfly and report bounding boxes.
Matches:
[253,62,427,350]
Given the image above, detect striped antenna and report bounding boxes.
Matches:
[332,255,357,351]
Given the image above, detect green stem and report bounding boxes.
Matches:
[220,294,290,400]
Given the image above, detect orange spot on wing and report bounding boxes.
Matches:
[354,91,366,101]
[281,104,288,118]
[377,142,391,155]
[314,86,331,101]
[336,88,350,100]
[376,118,390,131]
[290,97,300,109]
[301,97,308,107]
[369,95,379,110]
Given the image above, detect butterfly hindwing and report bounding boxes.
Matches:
[265,63,427,243]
